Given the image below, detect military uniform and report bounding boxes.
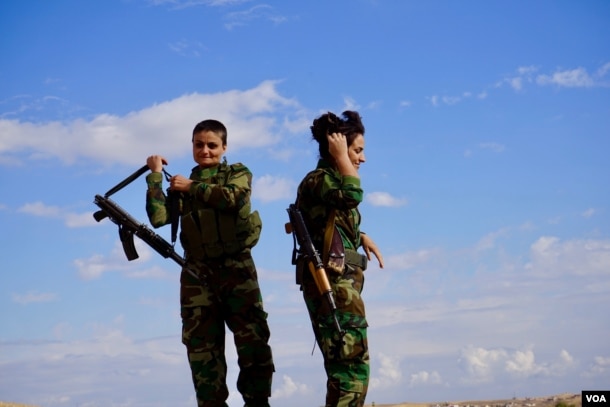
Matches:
[146,162,274,407]
[295,159,369,407]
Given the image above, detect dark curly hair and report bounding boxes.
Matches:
[310,110,365,160]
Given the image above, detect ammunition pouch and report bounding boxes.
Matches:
[180,208,261,259]
[325,225,345,275]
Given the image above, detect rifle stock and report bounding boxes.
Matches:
[286,204,344,336]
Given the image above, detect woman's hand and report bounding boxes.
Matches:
[327,133,358,177]
[361,233,384,269]
[327,132,348,160]
[169,174,193,192]
[146,155,168,173]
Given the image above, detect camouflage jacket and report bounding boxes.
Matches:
[145,161,256,258]
[295,159,363,251]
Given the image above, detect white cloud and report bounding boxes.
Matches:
[505,348,540,375]
[474,227,510,252]
[526,236,610,277]
[585,355,610,377]
[224,5,287,30]
[597,62,610,77]
[499,63,610,91]
[148,0,251,9]
[509,77,523,91]
[12,291,59,304]
[384,248,437,270]
[458,346,508,383]
[342,96,361,112]
[370,352,403,389]
[0,81,301,167]
[17,201,98,227]
[537,67,595,88]
[271,375,310,399]
[73,239,173,280]
[18,201,61,217]
[252,174,295,203]
[517,65,539,75]
[365,191,407,207]
[479,142,505,153]
[459,346,576,384]
[168,39,207,57]
[409,370,442,387]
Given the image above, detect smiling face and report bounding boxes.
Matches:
[348,133,366,171]
[192,130,227,168]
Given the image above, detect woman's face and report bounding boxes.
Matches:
[348,134,366,171]
[192,130,227,168]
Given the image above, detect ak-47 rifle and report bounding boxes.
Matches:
[93,165,198,280]
[286,203,344,336]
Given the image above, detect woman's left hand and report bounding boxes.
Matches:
[361,233,384,269]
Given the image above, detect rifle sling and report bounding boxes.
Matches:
[322,209,367,271]
[322,208,336,265]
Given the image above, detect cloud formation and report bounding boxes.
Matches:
[0,81,303,167]
[365,191,408,207]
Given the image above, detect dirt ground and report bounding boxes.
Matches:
[365,393,582,407]
[1,392,582,407]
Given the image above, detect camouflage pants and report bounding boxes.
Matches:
[181,252,274,407]
[301,264,369,407]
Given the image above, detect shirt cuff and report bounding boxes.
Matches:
[343,175,361,187]
[146,172,163,188]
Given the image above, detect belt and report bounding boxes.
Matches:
[345,249,367,271]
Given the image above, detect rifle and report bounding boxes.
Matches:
[286,203,344,336]
[93,166,198,280]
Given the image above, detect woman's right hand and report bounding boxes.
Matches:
[327,132,348,161]
[146,155,168,173]
[327,133,358,177]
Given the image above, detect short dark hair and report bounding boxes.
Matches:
[310,111,365,160]
[192,119,227,145]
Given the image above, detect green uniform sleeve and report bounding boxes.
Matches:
[188,164,251,212]
[297,162,364,250]
[145,172,171,228]
[319,172,363,210]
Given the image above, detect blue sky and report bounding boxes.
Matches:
[1,0,609,406]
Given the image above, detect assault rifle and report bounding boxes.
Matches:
[286,204,344,336]
[93,165,198,280]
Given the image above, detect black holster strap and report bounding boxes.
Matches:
[345,249,367,271]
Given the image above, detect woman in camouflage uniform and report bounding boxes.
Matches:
[295,111,384,407]
[145,119,274,407]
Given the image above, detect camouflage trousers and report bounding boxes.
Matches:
[181,251,274,407]
[301,263,369,407]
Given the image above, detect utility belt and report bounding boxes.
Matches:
[295,248,367,285]
[345,249,368,271]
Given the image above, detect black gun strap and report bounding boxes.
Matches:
[169,191,179,246]
[104,165,149,198]
[156,168,179,246]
